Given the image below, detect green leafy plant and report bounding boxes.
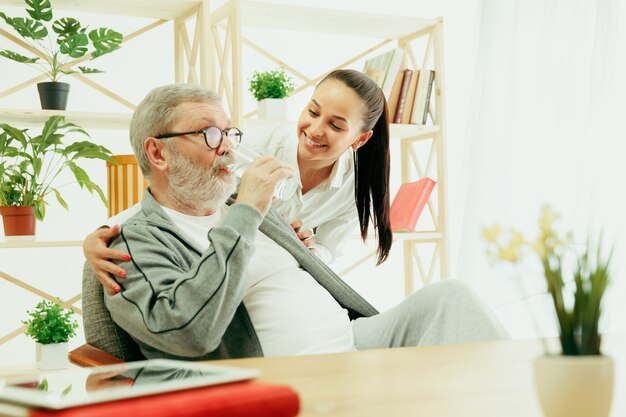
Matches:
[248,67,295,101]
[0,0,123,81]
[483,205,612,356]
[0,115,116,220]
[23,299,79,344]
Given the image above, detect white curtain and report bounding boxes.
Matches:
[456,0,626,338]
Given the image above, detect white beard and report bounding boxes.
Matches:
[168,149,236,213]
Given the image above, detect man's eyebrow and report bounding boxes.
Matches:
[311,99,349,124]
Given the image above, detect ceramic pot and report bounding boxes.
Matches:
[0,206,36,239]
[257,98,287,120]
[534,355,614,417]
[37,81,70,110]
[36,342,69,370]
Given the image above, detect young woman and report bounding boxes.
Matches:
[85,69,393,294]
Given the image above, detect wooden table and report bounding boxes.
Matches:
[214,335,625,417]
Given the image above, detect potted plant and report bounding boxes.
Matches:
[248,67,295,120]
[0,0,123,110]
[0,115,116,238]
[483,205,614,417]
[23,298,79,370]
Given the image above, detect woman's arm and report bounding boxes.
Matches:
[83,225,130,295]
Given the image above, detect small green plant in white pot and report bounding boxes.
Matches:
[483,205,614,417]
[23,298,79,370]
[248,67,295,120]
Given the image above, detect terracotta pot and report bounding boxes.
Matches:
[0,206,36,238]
[534,355,614,417]
[37,81,70,110]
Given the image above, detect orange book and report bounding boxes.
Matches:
[400,70,420,124]
[390,178,436,232]
[392,69,413,123]
[386,70,405,121]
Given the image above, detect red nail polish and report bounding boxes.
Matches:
[118,270,126,278]
[123,254,131,261]
[110,289,117,295]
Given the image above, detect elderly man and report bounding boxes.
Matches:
[95,83,506,360]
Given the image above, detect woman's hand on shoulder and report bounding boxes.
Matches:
[83,225,131,295]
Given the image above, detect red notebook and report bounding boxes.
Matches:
[23,381,299,417]
[390,178,436,232]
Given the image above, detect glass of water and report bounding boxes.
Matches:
[227,143,299,201]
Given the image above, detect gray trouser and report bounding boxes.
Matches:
[352,280,508,349]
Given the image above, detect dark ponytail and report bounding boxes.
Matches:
[321,69,392,264]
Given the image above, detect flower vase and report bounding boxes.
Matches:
[533,355,614,417]
[36,342,69,370]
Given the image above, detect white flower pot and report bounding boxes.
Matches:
[36,342,69,370]
[534,355,614,417]
[257,98,287,120]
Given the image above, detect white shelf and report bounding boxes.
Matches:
[214,1,438,39]
[240,119,440,142]
[0,0,202,19]
[0,240,83,249]
[0,109,132,130]
[390,124,440,141]
[392,231,443,241]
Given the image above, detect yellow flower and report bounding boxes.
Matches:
[498,239,524,263]
[539,205,560,236]
[510,230,525,246]
[482,224,502,242]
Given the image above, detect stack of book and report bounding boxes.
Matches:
[386,68,435,125]
[362,50,436,126]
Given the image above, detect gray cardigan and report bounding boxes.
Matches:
[103,190,378,361]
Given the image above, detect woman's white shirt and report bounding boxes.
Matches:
[245,124,359,264]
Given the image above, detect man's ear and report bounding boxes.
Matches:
[351,130,374,151]
[144,137,168,173]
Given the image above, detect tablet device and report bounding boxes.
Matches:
[0,359,259,410]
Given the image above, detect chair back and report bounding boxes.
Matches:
[82,262,144,361]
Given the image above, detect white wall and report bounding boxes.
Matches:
[0,0,481,366]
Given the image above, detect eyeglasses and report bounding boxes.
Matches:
[155,126,242,149]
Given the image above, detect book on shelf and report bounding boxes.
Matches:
[390,178,436,232]
[386,70,405,119]
[392,69,413,124]
[400,70,420,124]
[362,48,404,100]
[0,381,300,417]
[410,69,435,125]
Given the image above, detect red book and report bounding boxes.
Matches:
[17,382,299,417]
[390,178,436,232]
[393,69,413,123]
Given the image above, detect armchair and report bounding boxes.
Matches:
[69,263,144,366]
